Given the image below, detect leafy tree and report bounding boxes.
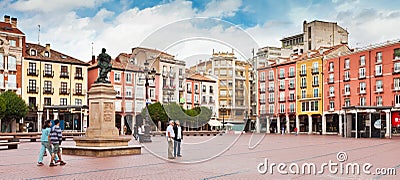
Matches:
[0,91,28,132]
[141,102,168,124]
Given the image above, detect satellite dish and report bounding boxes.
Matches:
[374,119,381,129]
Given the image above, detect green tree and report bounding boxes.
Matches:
[141,102,168,124]
[0,91,28,132]
[185,109,198,117]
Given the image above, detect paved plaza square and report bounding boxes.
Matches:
[0,134,399,179]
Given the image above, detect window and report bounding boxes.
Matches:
[301,77,306,88]
[344,84,350,94]
[360,56,365,66]
[179,80,183,88]
[360,97,366,106]
[220,69,227,76]
[126,73,132,83]
[310,101,319,111]
[44,98,51,106]
[376,52,382,63]
[329,74,334,83]
[268,93,274,102]
[376,80,383,92]
[279,80,285,89]
[150,88,155,98]
[60,98,67,106]
[260,72,265,81]
[75,83,82,94]
[75,67,83,78]
[394,78,400,90]
[279,69,285,78]
[301,64,306,74]
[29,97,36,107]
[30,49,36,56]
[329,62,334,72]
[170,79,173,87]
[44,81,52,93]
[279,104,285,113]
[301,102,309,112]
[268,82,274,91]
[344,98,350,107]
[329,101,334,110]
[75,99,82,105]
[279,92,285,101]
[344,71,350,81]
[313,88,319,98]
[395,48,400,60]
[28,62,36,75]
[289,79,294,89]
[60,82,68,94]
[376,96,382,106]
[289,103,295,112]
[360,82,366,94]
[44,51,50,57]
[126,88,132,97]
[395,62,400,73]
[210,86,213,93]
[312,62,318,73]
[301,90,306,99]
[28,80,36,92]
[179,68,183,76]
[375,65,382,76]
[135,86,144,98]
[344,58,350,69]
[269,70,274,80]
[289,67,295,77]
[44,64,52,76]
[269,104,274,114]
[0,74,3,88]
[329,86,334,96]
[114,72,121,82]
[195,84,199,92]
[313,75,319,85]
[114,87,121,97]
[359,68,366,78]
[8,74,16,89]
[7,56,16,71]
[9,40,16,46]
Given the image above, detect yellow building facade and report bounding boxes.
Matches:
[296,55,323,134]
[22,43,89,132]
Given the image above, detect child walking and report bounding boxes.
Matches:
[49,120,66,166]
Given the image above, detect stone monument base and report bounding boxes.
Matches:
[73,136,131,147]
[62,145,141,157]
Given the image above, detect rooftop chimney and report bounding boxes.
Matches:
[10,17,17,28]
[4,15,10,23]
[45,43,50,51]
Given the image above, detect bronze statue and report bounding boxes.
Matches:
[95,48,112,83]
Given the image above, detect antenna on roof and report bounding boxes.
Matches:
[91,42,94,56]
[37,25,40,45]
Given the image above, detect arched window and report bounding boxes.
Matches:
[30,49,36,56]
[8,55,16,71]
[44,51,50,57]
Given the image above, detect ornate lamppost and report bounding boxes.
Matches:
[220,105,226,131]
[140,60,157,142]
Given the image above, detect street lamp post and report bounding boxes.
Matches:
[141,60,157,143]
[221,105,226,131]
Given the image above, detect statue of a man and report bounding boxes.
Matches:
[95,48,112,83]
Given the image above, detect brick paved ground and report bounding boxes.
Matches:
[0,133,399,179]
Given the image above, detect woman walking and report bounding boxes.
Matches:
[37,120,58,166]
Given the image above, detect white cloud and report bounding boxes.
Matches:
[198,0,242,17]
[9,0,109,12]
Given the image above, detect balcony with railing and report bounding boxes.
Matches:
[278,97,286,103]
[297,93,322,99]
[300,83,307,89]
[27,86,38,94]
[43,87,54,95]
[268,75,274,81]
[260,99,266,104]
[393,100,400,108]
[162,71,168,77]
[358,72,366,80]
[169,71,176,78]
[327,105,334,111]
[75,73,84,80]
[342,89,350,96]
[374,70,383,77]
[43,70,54,78]
[327,77,334,84]
[311,68,319,74]
[278,109,285,114]
[268,87,274,92]
[299,70,307,76]
[73,89,85,96]
[343,74,350,82]
[287,96,295,102]
[392,83,400,92]
[288,108,296,114]
[27,69,39,76]
[278,73,285,79]
[59,88,70,95]
[288,84,295,90]
[312,82,319,87]
[279,85,285,91]
[60,72,69,78]
[357,87,366,95]
[287,72,295,78]
[374,85,383,93]
[268,98,275,103]
[259,88,266,93]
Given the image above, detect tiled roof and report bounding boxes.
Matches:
[0,22,24,35]
[187,74,216,82]
[25,43,89,65]
[89,53,141,72]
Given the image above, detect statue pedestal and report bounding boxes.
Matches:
[62,83,141,157]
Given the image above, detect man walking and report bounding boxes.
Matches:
[173,120,183,157]
[49,120,66,166]
[166,120,175,159]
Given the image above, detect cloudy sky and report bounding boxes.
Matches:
[2,0,400,66]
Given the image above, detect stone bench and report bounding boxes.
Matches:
[0,136,20,149]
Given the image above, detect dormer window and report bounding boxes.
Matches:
[30,49,36,56]
[44,51,50,57]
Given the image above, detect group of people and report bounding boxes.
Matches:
[166,120,183,159]
[37,120,66,167]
